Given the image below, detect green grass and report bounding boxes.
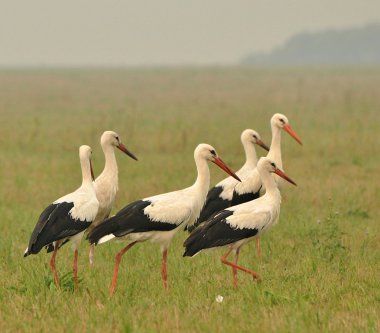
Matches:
[0,67,379,332]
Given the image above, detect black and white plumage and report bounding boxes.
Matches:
[191,114,302,257]
[87,130,138,265]
[24,145,99,290]
[87,143,241,295]
[183,157,296,288]
[189,129,269,232]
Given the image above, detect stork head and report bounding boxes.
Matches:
[257,157,296,186]
[194,144,241,182]
[241,129,269,151]
[100,130,138,161]
[79,145,95,181]
[271,113,302,145]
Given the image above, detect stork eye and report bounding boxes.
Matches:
[271,162,276,167]
[279,118,285,123]
[115,136,119,142]
[253,135,257,139]
[210,149,216,156]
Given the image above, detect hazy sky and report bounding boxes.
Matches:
[1,0,380,66]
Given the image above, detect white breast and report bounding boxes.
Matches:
[54,186,99,222]
[226,192,281,232]
[93,173,118,223]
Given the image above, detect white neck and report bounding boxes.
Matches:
[267,123,282,170]
[101,144,118,177]
[242,140,258,168]
[80,157,93,187]
[259,168,279,197]
[193,155,210,199]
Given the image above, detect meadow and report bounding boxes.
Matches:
[0,67,379,332]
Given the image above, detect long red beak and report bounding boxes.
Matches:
[274,168,296,186]
[256,139,270,151]
[212,157,241,182]
[283,124,303,145]
[117,143,138,161]
[90,159,95,181]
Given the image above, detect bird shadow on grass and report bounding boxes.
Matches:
[44,271,83,292]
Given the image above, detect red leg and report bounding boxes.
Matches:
[256,238,260,257]
[232,248,240,288]
[109,241,137,296]
[161,248,168,290]
[49,245,60,289]
[221,247,260,285]
[73,249,79,291]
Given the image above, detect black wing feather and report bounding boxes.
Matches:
[88,200,179,245]
[189,186,230,232]
[231,188,261,206]
[189,185,262,233]
[183,210,258,257]
[24,202,91,256]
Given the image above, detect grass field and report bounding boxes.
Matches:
[0,67,379,332]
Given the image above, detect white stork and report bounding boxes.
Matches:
[192,114,302,257]
[189,129,269,232]
[266,113,302,184]
[87,143,241,295]
[183,157,296,288]
[87,131,138,265]
[255,113,302,255]
[24,145,99,290]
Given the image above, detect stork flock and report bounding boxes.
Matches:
[24,113,302,295]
